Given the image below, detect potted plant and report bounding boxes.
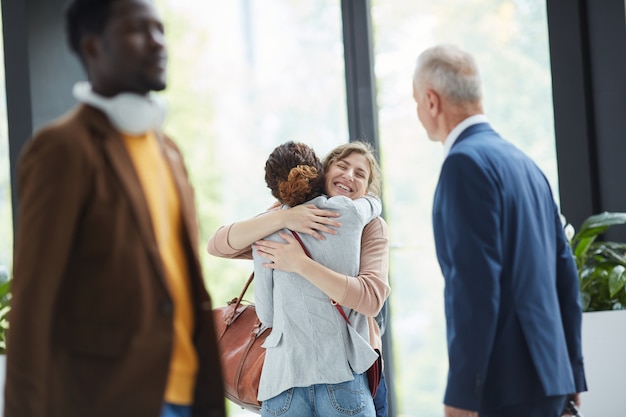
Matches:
[0,265,10,354]
[566,211,626,416]
[569,211,626,311]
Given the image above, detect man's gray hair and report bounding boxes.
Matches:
[413,44,482,104]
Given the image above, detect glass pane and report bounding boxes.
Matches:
[0,16,13,278]
[372,1,558,416]
[154,2,347,414]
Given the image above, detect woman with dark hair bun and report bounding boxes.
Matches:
[263,141,326,207]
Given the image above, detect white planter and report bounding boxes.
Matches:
[580,309,626,415]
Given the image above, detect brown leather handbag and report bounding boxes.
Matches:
[212,273,268,414]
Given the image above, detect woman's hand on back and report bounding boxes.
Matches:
[254,231,350,300]
[255,232,309,274]
[282,204,341,240]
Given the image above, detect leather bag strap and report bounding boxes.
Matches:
[225,272,255,325]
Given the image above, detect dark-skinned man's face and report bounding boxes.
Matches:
[86,0,167,97]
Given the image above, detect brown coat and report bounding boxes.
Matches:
[5,105,226,417]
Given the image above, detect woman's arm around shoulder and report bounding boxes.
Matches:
[206,205,342,259]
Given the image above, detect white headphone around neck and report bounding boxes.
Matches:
[73,81,167,136]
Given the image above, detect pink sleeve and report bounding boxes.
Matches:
[206,224,253,260]
[337,217,391,316]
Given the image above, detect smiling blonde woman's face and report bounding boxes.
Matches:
[325,152,371,200]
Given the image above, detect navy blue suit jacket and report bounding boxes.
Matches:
[432,123,587,412]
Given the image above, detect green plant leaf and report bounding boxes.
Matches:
[0,279,10,296]
[580,212,626,231]
[0,273,10,354]
[573,236,596,264]
[608,265,626,298]
[573,227,607,242]
[571,212,626,246]
[601,247,626,266]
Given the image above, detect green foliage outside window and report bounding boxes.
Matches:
[0,265,9,354]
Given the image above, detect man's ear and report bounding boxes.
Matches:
[425,89,440,117]
[80,35,100,63]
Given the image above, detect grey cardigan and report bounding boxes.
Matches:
[253,194,381,401]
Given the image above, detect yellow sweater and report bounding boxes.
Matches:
[122,131,198,405]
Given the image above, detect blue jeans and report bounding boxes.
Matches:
[261,372,375,417]
[373,372,388,417]
[160,403,192,417]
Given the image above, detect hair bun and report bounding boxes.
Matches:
[278,165,319,206]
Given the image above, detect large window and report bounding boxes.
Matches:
[155,0,347,287]
[372,1,559,415]
[0,17,12,281]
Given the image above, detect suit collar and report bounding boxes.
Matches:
[454,122,494,146]
[443,114,489,157]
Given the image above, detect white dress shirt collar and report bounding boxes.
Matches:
[443,114,488,158]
